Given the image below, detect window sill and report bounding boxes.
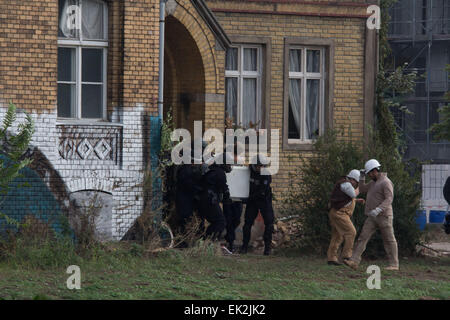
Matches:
[56,119,123,127]
[283,139,316,151]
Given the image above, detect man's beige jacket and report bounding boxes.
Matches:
[359,172,394,217]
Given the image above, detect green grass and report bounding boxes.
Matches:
[0,244,449,300]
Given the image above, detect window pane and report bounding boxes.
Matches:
[242,78,257,127]
[306,79,320,139]
[58,0,80,39]
[288,79,301,139]
[307,50,321,73]
[226,48,238,71]
[289,49,302,72]
[225,77,238,124]
[82,84,103,118]
[82,48,103,82]
[82,0,106,40]
[58,47,76,82]
[58,83,76,117]
[243,48,257,71]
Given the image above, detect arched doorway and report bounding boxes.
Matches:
[69,190,113,241]
[164,15,205,134]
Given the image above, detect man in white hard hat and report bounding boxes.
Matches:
[344,159,399,271]
[327,170,365,265]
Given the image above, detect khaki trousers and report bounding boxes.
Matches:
[327,201,357,262]
[351,215,399,267]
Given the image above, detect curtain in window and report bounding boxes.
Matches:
[306,79,320,139]
[226,48,238,71]
[289,49,301,73]
[82,0,104,40]
[307,50,320,73]
[243,78,257,127]
[288,49,302,138]
[59,0,79,38]
[243,48,257,71]
[288,79,301,138]
[225,77,238,123]
[242,48,258,127]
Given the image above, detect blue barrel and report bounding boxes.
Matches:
[415,210,427,230]
[429,210,446,223]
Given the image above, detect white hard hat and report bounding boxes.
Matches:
[364,159,381,174]
[347,169,360,182]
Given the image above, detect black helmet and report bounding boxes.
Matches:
[251,154,269,171]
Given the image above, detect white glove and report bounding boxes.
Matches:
[367,207,382,218]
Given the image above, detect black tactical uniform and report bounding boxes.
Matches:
[175,163,204,234]
[175,164,194,225]
[198,163,230,240]
[223,201,243,252]
[444,176,450,234]
[241,164,274,255]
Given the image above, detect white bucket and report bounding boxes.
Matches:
[226,166,250,200]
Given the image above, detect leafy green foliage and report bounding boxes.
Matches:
[0,102,35,227]
[160,109,175,167]
[429,65,450,142]
[369,0,421,256]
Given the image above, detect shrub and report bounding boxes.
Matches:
[0,102,34,228]
[281,129,365,255]
[429,65,450,142]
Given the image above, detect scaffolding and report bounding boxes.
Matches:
[388,0,450,213]
[388,0,450,163]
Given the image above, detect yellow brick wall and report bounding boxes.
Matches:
[108,0,125,114]
[0,0,161,115]
[0,0,58,113]
[122,0,160,113]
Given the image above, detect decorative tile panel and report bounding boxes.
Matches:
[56,124,122,166]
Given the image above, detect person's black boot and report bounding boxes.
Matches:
[239,244,248,254]
[263,245,271,256]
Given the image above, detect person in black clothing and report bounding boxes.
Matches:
[175,163,195,232]
[443,176,450,234]
[240,154,275,256]
[174,141,206,242]
[197,154,231,241]
[223,202,243,252]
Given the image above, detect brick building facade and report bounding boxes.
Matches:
[0,0,377,240]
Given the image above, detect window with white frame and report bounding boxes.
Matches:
[57,0,108,119]
[287,47,325,142]
[225,45,263,128]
